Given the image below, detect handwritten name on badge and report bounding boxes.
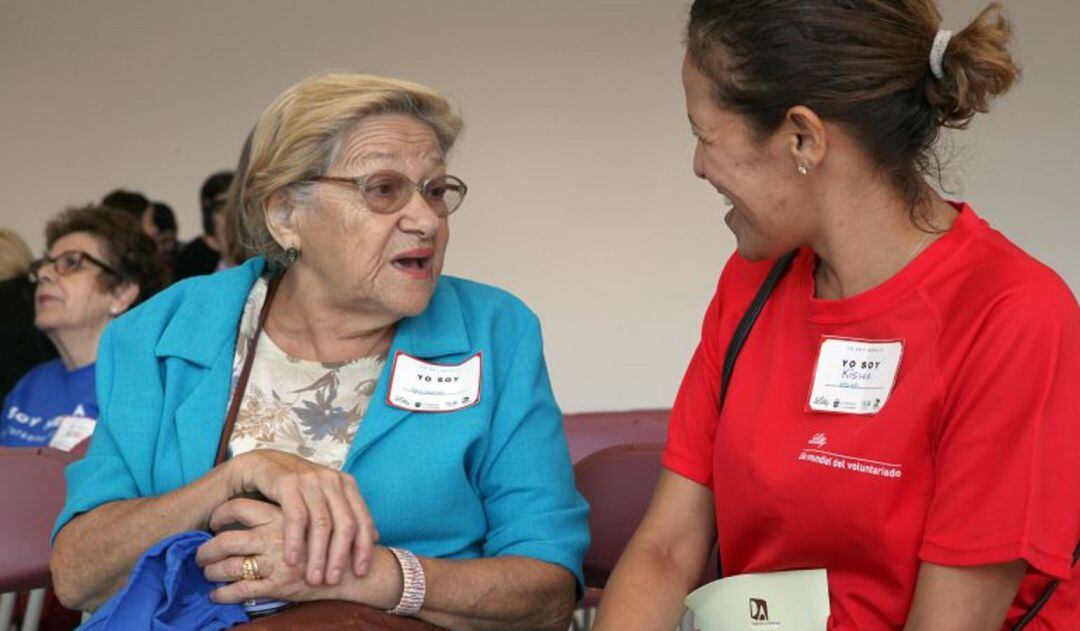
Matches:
[387,352,482,413]
[808,338,903,415]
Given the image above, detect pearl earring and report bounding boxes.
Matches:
[797,163,810,176]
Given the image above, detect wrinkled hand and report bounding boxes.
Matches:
[197,499,332,603]
[225,450,377,586]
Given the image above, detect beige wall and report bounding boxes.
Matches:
[2,0,1076,412]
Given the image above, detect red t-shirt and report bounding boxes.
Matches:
[663,204,1080,629]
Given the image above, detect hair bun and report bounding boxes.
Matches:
[927,3,1020,129]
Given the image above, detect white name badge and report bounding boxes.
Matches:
[685,569,830,631]
[808,337,903,415]
[48,415,97,452]
[387,352,482,412]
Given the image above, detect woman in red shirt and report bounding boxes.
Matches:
[596,1,1079,629]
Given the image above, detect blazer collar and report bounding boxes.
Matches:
[155,257,266,366]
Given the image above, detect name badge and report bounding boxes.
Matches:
[808,337,903,415]
[48,415,97,452]
[685,568,830,631]
[387,352,482,412]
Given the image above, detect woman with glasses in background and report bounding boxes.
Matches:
[50,72,588,630]
[0,206,164,449]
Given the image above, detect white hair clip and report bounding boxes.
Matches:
[929,29,953,80]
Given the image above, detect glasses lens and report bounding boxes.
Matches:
[361,171,412,214]
[424,176,465,216]
[56,252,84,275]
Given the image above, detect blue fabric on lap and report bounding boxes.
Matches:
[81,531,249,630]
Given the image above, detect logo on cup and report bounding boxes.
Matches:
[749,598,769,621]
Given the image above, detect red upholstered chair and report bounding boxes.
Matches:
[0,447,79,631]
[563,409,669,463]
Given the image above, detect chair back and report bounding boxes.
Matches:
[563,410,669,463]
[0,447,73,592]
[574,442,666,589]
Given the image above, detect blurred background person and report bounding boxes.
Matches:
[0,206,165,449]
[175,170,232,280]
[150,200,179,281]
[0,227,57,400]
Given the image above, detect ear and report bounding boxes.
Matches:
[263,188,303,251]
[781,105,828,173]
[110,281,140,316]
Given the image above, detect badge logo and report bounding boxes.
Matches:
[749,598,769,621]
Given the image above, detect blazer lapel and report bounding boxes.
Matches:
[157,258,265,483]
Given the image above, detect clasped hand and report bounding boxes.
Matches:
[197,450,377,602]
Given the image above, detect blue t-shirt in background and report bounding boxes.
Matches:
[0,359,97,447]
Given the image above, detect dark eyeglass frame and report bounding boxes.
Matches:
[307,171,467,217]
[28,250,122,284]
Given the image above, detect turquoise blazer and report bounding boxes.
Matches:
[54,257,589,589]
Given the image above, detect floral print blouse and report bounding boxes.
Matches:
[227,277,385,469]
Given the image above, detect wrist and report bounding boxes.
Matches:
[331,546,405,609]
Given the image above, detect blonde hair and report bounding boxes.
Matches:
[0,228,34,281]
[227,72,464,266]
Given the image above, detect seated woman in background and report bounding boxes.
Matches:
[0,207,164,449]
[50,72,588,630]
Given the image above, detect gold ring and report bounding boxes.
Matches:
[242,555,261,581]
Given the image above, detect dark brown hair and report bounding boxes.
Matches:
[45,205,167,306]
[687,0,1019,212]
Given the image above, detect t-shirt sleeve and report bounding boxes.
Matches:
[51,325,140,542]
[919,283,1080,579]
[477,310,590,595]
[662,276,727,488]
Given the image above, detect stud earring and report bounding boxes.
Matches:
[797,163,810,176]
[108,307,120,316]
[285,246,300,266]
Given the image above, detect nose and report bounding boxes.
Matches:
[692,142,707,180]
[34,260,58,284]
[397,190,442,239]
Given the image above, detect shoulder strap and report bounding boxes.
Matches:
[714,250,797,578]
[213,271,284,467]
[718,250,798,411]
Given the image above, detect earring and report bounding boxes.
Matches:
[108,307,120,316]
[285,246,300,266]
[797,163,810,176]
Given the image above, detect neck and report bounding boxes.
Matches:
[810,188,956,300]
[264,266,397,363]
[202,234,220,253]
[47,325,104,370]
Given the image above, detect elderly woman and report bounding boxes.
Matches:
[50,72,588,630]
[597,1,1079,629]
[1,207,163,449]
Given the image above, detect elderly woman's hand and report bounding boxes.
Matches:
[197,498,400,608]
[224,449,377,586]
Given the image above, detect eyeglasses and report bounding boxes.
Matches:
[28,250,121,283]
[307,171,467,217]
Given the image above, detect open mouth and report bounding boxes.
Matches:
[391,249,434,278]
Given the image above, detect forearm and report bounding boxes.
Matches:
[418,556,575,631]
[333,549,574,631]
[51,463,235,611]
[593,536,703,631]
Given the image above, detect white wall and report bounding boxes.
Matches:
[2,0,1077,412]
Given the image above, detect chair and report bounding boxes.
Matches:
[563,410,669,463]
[0,447,78,631]
[570,442,665,629]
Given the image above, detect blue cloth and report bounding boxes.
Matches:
[1,359,96,447]
[81,531,247,630]
[54,257,589,591]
